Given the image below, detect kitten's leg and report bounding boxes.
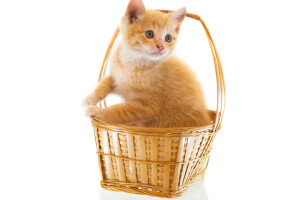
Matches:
[83,76,114,106]
[207,110,216,122]
[85,102,156,124]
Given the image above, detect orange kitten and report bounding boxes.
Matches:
[83,0,211,128]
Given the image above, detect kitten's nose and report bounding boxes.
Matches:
[156,45,164,51]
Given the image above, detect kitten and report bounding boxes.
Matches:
[83,0,211,128]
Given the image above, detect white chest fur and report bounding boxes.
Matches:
[110,64,134,101]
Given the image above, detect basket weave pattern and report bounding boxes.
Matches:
[92,122,216,198]
[91,10,225,198]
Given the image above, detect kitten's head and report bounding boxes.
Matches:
[120,0,186,61]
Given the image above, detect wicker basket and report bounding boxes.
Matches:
[91,10,225,198]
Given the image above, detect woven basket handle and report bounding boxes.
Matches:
[97,10,225,132]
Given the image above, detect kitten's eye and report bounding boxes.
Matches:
[165,34,172,42]
[145,30,154,39]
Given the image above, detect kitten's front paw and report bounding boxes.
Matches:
[82,93,101,106]
[85,105,102,119]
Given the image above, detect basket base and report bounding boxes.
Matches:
[100,180,208,200]
[100,174,205,198]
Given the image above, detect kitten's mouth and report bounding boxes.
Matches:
[145,49,167,60]
[152,51,164,56]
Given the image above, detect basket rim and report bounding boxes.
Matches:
[91,117,219,136]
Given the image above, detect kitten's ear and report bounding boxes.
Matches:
[169,7,186,32]
[126,0,146,23]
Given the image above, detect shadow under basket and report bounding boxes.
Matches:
[90,10,225,198]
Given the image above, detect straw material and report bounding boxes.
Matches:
[91,10,225,198]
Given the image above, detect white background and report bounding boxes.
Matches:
[0,0,300,200]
